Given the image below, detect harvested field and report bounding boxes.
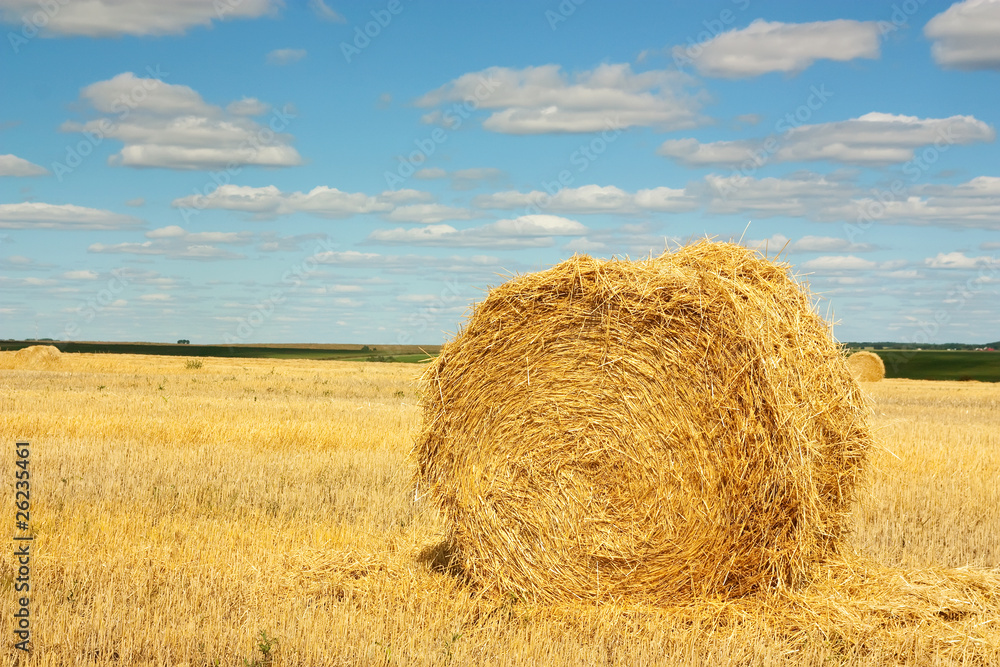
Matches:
[1,353,998,665]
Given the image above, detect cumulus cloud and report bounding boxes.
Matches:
[844,176,1000,230]
[925,251,1000,269]
[266,48,307,65]
[368,215,587,248]
[0,202,141,230]
[63,270,100,280]
[677,19,880,78]
[744,233,875,254]
[0,0,281,37]
[660,113,994,166]
[563,237,610,254]
[801,255,878,270]
[925,0,1000,70]
[416,63,702,134]
[226,98,270,116]
[0,154,48,177]
[88,225,253,260]
[311,250,504,275]
[473,184,697,214]
[61,72,301,170]
[89,241,245,260]
[703,172,857,218]
[382,204,479,224]
[172,185,430,219]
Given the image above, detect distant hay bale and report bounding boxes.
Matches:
[13,345,63,367]
[414,240,872,603]
[847,351,885,382]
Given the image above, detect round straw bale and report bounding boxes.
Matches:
[846,351,885,382]
[13,345,63,366]
[414,240,872,603]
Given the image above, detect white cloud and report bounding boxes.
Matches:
[452,167,504,181]
[885,270,920,280]
[0,202,141,230]
[308,0,346,22]
[704,172,856,218]
[311,250,503,275]
[0,154,48,177]
[88,226,252,260]
[704,173,1000,230]
[416,63,702,134]
[474,184,696,214]
[412,167,506,190]
[925,252,999,269]
[383,204,478,224]
[801,255,878,270]
[368,215,587,248]
[745,233,875,254]
[226,98,270,116]
[563,237,610,254]
[125,197,145,207]
[925,0,1000,70]
[414,168,447,180]
[62,72,301,170]
[172,185,430,218]
[843,176,1000,230]
[266,49,307,66]
[140,293,173,301]
[2,276,57,287]
[63,270,100,280]
[678,19,880,78]
[145,225,254,244]
[660,113,994,166]
[450,167,506,190]
[396,294,439,303]
[89,240,245,260]
[0,0,281,37]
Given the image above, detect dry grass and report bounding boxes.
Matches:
[1,353,998,666]
[848,351,886,383]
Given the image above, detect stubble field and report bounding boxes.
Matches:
[1,352,999,666]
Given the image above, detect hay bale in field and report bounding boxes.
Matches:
[847,351,885,383]
[13,345,63,367]
[413,240,872,603]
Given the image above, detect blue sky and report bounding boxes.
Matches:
[1,0,998,345]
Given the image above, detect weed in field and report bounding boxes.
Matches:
[244,629,276,666]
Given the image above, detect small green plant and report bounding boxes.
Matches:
[97,385,106,391]
[441,632,462,664]
[374,640,392,664]
[243,629,276,666]
[185,359,203,369]
[393,390,404,398]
